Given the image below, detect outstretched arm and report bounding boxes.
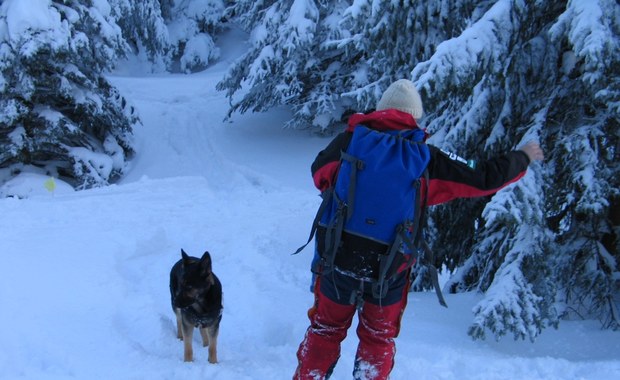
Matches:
[425,146,533,206]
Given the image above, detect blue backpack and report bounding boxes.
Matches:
[322,126,429,244]
[296,125,446,305]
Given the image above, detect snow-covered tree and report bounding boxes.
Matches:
[0,0,139,189]
[217,0,325,127]
[415,0,619,338]
[167,0,225,73]
[110,0,226,73]
[545,0,620,329]
[109,0,171,70]
[0,0,230,190]
[218,0,493,131]
[464,169,558,341]
[411,0,561,340]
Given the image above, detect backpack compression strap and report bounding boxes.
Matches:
[292,189,333,255]
[322,190,346,271]
[417,170,448,307]
[292,150,363,256]
[422,241,448,307]
[322,150,365,272]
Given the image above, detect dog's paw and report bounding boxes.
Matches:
[208,347,218,364]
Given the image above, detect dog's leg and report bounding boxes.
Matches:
[200,327,210,347]
[174,308,183,340]
[207,325,219,364]
[181,318,195,362]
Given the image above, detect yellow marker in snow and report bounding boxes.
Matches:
[44,177,56,193]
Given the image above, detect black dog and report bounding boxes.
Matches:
[169,249,223,363]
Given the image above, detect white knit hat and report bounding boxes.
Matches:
[376,79,424,119]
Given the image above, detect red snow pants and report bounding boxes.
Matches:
[293,270,409,380]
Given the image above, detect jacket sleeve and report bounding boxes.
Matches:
[311,132,352,191]
[425,145,531,206]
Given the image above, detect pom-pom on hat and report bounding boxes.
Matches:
[376,79,424,120]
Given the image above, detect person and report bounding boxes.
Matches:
[293,79,544,380]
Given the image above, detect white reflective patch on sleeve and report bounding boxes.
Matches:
[439,148,477,169]
[440,148,468,165]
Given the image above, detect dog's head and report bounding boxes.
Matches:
[173,249,216,309]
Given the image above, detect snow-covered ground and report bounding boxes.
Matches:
[1,32,619,380]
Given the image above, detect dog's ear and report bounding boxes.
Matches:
[200,251,212,276]
[181,249,191,267]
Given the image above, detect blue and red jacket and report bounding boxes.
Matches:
[311,109,531,205]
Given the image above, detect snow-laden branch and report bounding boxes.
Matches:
[412,0,521,98]
[550,0,615,81]
[550,0,620,113]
